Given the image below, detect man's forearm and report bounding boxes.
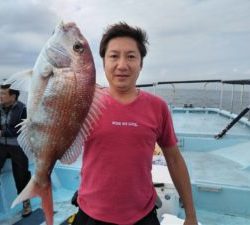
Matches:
[168,155,196,218]
[162,145,198,224]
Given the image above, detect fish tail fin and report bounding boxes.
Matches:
[11,176,38,208]
[11,176,54,225]
[41,182,53,225]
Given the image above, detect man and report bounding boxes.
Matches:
[0,84,32,217]
[73,22,198,225]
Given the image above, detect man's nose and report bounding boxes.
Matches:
[117,57,128,69]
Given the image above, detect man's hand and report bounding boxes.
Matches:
[184,216,199,225]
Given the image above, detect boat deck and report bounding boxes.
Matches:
[172,108,250,137]
[195,209,250,225]
[183,145,250,188]
[157,108,250,225]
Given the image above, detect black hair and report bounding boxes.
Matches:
[99,22,149,66]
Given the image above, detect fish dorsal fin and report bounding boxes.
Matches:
[4,69,33,92]
[60,85,106,164]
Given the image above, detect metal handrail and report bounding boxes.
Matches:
[136,79,250,87]
[136,79,250,120]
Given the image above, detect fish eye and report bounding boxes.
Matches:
[73,42,84,53]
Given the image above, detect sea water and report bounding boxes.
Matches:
[141,86,250,117]
[19,84,250,118]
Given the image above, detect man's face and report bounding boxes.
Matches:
[0,88,15,106]
[103,37,142,92]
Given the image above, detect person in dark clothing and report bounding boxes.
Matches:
[0,84,32,217]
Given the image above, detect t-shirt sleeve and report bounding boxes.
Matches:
[157,101,177,148]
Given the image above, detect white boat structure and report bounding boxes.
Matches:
[0,79,250,225]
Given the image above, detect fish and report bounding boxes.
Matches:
[5,22,103,225]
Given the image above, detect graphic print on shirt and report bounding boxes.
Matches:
[111,121,138,127]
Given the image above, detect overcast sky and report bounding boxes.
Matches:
[0,0,250,86]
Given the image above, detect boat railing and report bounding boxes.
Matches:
[136,79,250,121]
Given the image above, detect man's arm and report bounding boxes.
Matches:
[161,144,198,225]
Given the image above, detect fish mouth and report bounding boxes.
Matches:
[46,45,72,68]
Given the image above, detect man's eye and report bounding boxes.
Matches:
[128,55,136,59]
[110,54,118,58]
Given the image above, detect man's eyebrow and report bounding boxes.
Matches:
[127,50,137,54]
[107,50,137,53]
[107,50,119,53]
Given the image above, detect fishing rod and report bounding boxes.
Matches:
[214,104,250,139]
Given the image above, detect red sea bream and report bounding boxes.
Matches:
[5,22,102,225]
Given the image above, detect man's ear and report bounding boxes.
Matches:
[102,58,105,68]
[10,94,16,102]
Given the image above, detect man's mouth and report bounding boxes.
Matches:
[115,74,129,77]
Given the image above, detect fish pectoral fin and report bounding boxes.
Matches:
[80,84,106,138]
[4,69,33,92]
[81,84,106,131]
[60,130,83,164]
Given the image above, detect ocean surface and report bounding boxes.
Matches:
[141,86,250,118]
[18,85,250,119]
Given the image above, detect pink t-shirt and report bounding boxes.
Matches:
[78,90,177,224]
